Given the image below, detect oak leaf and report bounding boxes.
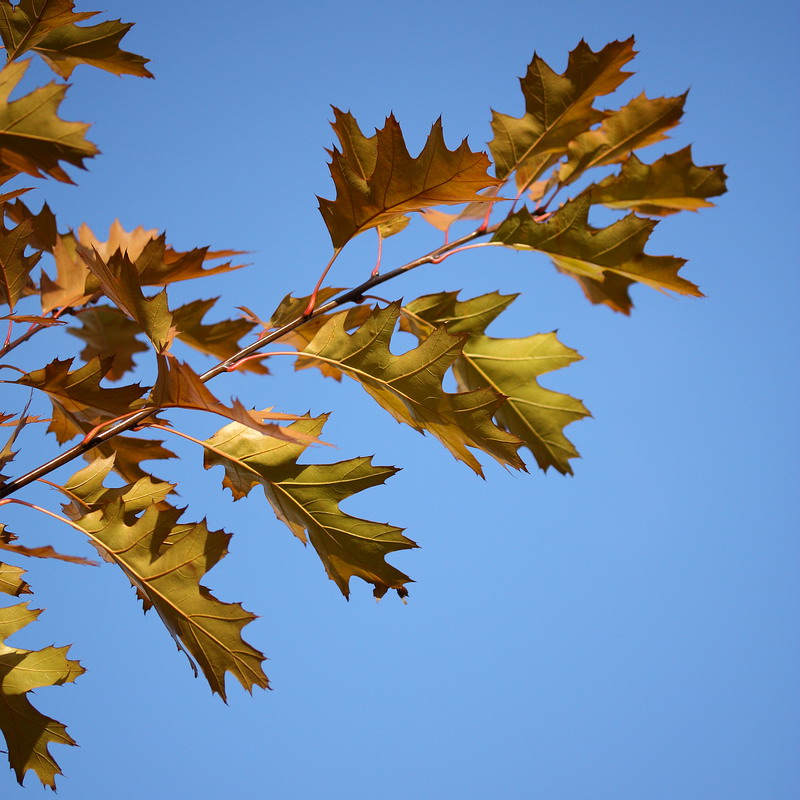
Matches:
[172,298,268,374]
[319,108,502,249]
[67,305,148,380]
[589,146,728,216]
[0,561,30,596]
[151,355,312,444]
[557,91,687,186]
[299,303,525,475]
[203,415,415,598]
[0,214,40,311]
[64,458,268,699]
[76,244,174,352]
[489,38,636,186]
[401,292,589,474]
[0,602,82,789]
[0,59,97,182]
[15,356,147,442]
[492,195,700,311]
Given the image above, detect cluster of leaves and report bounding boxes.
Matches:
[0,3,725,789]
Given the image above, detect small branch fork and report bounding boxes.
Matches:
[0,222,499,501]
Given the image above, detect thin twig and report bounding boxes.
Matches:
[0,223,498,500]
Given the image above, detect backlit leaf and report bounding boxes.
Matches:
[492,195,700,311]
[401,292,589,474]
[319,108,501,249]
[77,244,175,352]
[203,415,415,598]
[0,561,30,596]
[0,59,98,182]
[0,213,39,311]
[151,354,311,443]
[172,298,268,374]
[67,305,148,380]
[558,91,687,186]
[589,146,728,216]
[489,38,636,186]
[299,303,525,476]
[0,602,82,788]
[65,458,268,699]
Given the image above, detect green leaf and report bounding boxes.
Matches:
[401,292,589,474]
[492,195,700,312]
[319,109,502,249]
[203,415,415,599]
[589,146,728,216]
[299,303,525,476]
[65,458,268,699]
[0,59,98,182]
[558,92,687,186]
[0,602,82,789]
[489,38,636,185]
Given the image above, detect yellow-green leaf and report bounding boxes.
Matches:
[65,459,268,699]
[589,146,728,216]
[299,303,525,476]
[558,91,687,186]
[0,561,30,595]
[0,602,82,789]
[492,195,700,311]
[401,292,588,474]
[203,415,415,599]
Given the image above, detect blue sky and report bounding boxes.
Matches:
[2,0,798,797]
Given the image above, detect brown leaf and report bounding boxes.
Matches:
[489,38,636,186]
[0,213,40,311]
[0,60,98,182]
[67,305,148,380]
[172,298,267,374]
[76,244,174,352]
[319,108,502,248]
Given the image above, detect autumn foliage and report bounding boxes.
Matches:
[0,2,726,789]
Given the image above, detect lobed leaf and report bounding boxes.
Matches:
[64,458,268,699]
[557,91,687,186]
[589,146,728,216]
[0,602,82,789]
[77,244,175,352]
[492,195,700,312]
[0,0,151,78]
[172,298,267,374]
[0,213,40,311]
[0,59,98,182]
[401,292,589,474]
[299,303,525,476]
[489,38,636,186]
[319,108,501,249]
[203,415,415,598]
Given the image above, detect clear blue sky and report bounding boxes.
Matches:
[2,0,798,797]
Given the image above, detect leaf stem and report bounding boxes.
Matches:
[0,222,498,500]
